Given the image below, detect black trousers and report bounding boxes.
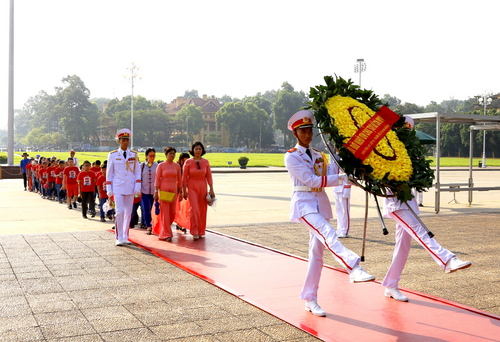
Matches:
[81,191,95,215]
[22,173,27,189]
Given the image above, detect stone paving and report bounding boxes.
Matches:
[1,168,499,341]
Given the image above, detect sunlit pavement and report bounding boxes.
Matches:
[0,168,499,341]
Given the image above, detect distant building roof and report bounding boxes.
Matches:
[165,95,221,115]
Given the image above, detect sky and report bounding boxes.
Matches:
[1,0,500,130]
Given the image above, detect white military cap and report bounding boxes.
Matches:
[287,110,314,131]
[116,128,131,139]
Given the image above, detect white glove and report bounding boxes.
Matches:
[338,173,349,185]
[107,191,113,198]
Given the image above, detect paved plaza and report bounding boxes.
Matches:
[0,168,499,341]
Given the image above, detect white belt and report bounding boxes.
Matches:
[294,186,324,192]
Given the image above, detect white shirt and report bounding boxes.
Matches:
[284,144,343,222]
[106,148,142,195]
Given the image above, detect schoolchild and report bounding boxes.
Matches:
[63,158,80,209]
[96,162,109,222]
[54,160,65,203]
[77,161,97,219]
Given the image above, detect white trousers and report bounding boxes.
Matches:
[114,194,134,241]
[298,213,360,301]
[382,209,455,288]
[417,191,424,205]
[334,192,350,235]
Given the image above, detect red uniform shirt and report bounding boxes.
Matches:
[40,168,49,184]
[33,164,40,178]
[77,171,97,192]
[96,174,108,199]
[90,166,101,175]
[54,167,64,185]
[63,166,80,185]
[26,163,32,175]
[47,166,56,183]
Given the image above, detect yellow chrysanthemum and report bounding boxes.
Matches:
[325,95,413,182]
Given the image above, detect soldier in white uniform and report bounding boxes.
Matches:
[382,117,471,302]
[332,152,352,238]
[105,128,142,246]
[284,110,375,317]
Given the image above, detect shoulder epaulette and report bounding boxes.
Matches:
[109,150,118,153]
[311,147,322,152]
[130,150,137,153]
[287,148,297,153]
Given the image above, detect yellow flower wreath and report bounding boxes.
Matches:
[325,95,413,182]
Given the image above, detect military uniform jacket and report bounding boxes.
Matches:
[106,148,142,195]
[284,144,343,222]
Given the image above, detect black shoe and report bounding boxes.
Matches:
[82,214,87,219]
[100,218,106,222]
[73,202,77,208]
[419,203,424,207]
[68,205,72,210]
[90,211,96,218]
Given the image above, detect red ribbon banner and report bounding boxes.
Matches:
[344,106,401,161]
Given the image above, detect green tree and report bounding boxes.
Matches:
[54,75,98,143]
[23,127,49,148]
[218,94,238,105]
[91,97,112,111]
[205,133,221,145]
[183,90,199,99]
[243,96,272,115]
[215,102,245,147]
[258,89,277,104]
[176,104,204,145]
[392,102,424,115]
[215,102,269,148]
[242,96,274,148]
[273,82,307,148]
[381,94,401,107]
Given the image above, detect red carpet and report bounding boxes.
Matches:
[125,228,500,342]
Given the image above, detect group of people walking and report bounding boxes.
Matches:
[20,152,114,221]
[105,128,215,246]
[19,128,216,247]
[285,110,471,317]
[20,119,472,318]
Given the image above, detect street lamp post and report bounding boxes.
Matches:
[478,92,492,168]
[125,62,140,149]
[354,58,366,87]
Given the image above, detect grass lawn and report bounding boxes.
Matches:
[2,151,500,168]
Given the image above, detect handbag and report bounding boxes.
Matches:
[159,190,175,202]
